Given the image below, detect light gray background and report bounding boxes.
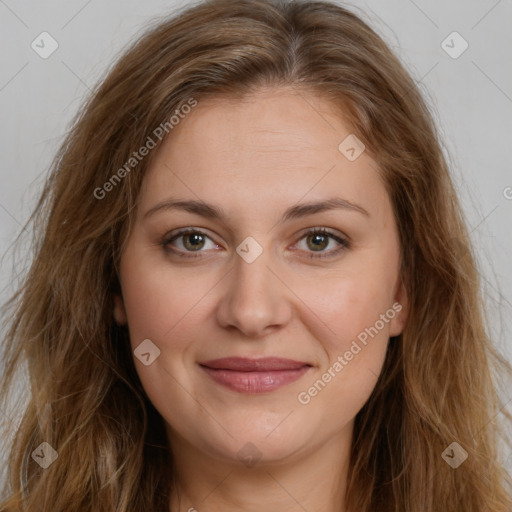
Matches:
[0,0,511,475]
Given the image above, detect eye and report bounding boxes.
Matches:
[162,228,220,259]
[161,227,350,260]
[293,228,350,260]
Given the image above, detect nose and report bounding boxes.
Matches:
[215,245,293,338]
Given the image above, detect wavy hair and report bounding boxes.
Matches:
[1,0,511,510]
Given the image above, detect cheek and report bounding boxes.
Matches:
[119,256,206,351]
[290,252,397,412]
[296,273,392,420]
[294,261,398,352]
[118,258,210,430]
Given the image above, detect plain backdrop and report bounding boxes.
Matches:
[0,0,511,476]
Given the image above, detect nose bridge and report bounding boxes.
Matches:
[215,240,291,337]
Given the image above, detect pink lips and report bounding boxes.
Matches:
[199,357,312,393]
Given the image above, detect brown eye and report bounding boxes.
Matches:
[161,227,349,261]
[295,228,350,260]
[182,232,206,251]
[306,232,330,251]
[162,228,220,259]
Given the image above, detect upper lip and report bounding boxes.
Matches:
[200,357,311,372]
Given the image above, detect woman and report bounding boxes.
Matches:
[1,0,511,510]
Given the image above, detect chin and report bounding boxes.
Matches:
[203,422,313,466]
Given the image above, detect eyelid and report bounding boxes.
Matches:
[161,226,350,260]
[291,227,350,259]
[162,227,221,255]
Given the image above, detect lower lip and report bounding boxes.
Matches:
[200,365,311,393]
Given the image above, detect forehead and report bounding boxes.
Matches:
[139,87,390,222]
[158,87,350,169]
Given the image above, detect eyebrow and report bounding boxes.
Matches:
[143,196,370,222]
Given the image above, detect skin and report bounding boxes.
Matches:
[113,86,408,512]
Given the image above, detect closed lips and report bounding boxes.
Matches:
[199,357,311,371]
[199,357,313,393]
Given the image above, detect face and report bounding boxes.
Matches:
[113,86,408,466]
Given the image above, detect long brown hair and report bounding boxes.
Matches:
[1,0,511,510]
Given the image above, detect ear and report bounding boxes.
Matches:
[113,294,128,326]
[388,277,409,337]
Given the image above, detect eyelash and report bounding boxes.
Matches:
[160,227,350,260]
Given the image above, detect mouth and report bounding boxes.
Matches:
[199,357,313,394]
